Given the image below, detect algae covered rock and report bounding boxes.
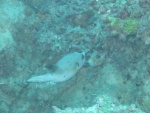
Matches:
[52,96,145,113]
[108,16,139,35]
[0,30,15,52]
[0,0,25,51]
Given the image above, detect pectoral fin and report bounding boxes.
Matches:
[45,64,58,73]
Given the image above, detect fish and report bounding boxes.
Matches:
[27,52,85,83]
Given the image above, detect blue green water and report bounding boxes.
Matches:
[0,0,150,113]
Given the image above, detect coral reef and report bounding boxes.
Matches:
[52,96,145,113]
[0,0,150,113]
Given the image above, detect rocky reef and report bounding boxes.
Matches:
[52,96,145,113]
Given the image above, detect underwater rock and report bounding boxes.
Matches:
[0,30,15,52]
[0,101,9,113]
[52,96,145,113]
[0,0,25,51]
[88,50,105,66]
[0,0,25,24]
[137,12,150,45]
[73,10,94,27]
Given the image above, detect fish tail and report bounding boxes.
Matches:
[27,74,53,82]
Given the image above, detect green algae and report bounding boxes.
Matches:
[108,16,139,34]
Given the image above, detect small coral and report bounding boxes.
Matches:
[123,18,139,34]
[108,16,139,35]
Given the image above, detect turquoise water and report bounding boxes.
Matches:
[0,0,150,113]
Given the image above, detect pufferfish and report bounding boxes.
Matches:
[27,52,85,82]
